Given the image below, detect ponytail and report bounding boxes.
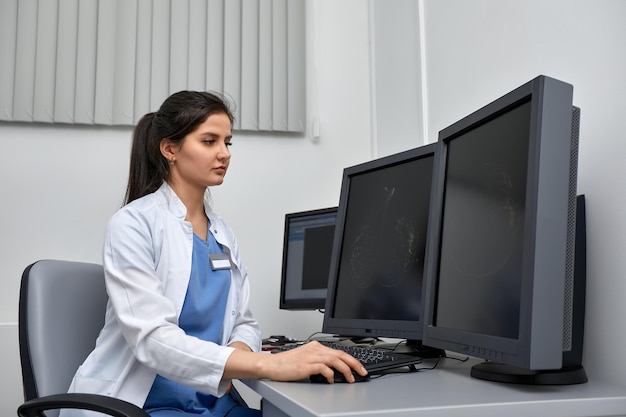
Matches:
[123,112,169,205]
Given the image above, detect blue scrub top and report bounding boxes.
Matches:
[144,226,231,412]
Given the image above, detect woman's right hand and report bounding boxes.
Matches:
[263,341,367,383]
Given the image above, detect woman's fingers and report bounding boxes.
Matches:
[269,341,367,383]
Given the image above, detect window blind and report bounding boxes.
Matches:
[0,0,306,132]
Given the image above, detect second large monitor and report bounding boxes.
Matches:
[422,75,586,384]
[322,144,441,355]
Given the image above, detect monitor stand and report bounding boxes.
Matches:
[318,336,445,358]
[366,339,445,359]
[471,362,588,385]
[402,339,446,358]
[311,334,376,344]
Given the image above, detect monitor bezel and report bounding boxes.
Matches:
[422,75,577,370]
[279,206,338,311]
[322,144,437,341]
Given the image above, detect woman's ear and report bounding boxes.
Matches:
[160,139,177,163]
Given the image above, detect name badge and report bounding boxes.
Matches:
[209,253,232,270]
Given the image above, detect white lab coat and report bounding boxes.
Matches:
[66,182,261,409]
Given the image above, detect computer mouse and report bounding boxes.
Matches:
[309,369,370,384]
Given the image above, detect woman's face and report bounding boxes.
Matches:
[169,112,233,190]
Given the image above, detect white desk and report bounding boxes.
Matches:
[243,357,626,417]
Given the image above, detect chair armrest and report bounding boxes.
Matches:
[17,393,150,417]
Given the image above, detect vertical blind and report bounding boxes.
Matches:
[0,0,306,132]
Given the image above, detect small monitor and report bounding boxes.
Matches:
[322,144,443,357]
[423,75,587,384]
[279,207,338,311]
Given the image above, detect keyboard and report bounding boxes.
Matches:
[271,340,423,374]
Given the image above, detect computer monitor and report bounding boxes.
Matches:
[279,207,338,311]
[322,144,443,357]
[423,75,587,384]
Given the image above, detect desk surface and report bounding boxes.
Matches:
[243,356,626,417]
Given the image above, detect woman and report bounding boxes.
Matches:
[67,91,367,417]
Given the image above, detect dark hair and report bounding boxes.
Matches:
[123,91,235,205]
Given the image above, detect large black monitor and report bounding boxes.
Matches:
[279,207,338,311]
[423,75,587,384]
[322,144,443,357]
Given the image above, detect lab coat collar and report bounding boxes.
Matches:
[156,182,219,229]
[156,182,187,219]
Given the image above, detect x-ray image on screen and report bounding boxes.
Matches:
[333,155,434,322]
[436,101,530,339]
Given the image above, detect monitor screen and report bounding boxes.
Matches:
[279,207,338,311]
[423,75,587,384]
[323,144,443,356]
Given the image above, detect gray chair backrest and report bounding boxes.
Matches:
[19,260,107,404]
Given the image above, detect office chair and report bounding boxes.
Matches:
[17,259,148,417]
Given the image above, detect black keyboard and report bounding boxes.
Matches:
[271,340,423,374]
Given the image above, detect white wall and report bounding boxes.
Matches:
[2,0,625,414]
[422,0,626,385]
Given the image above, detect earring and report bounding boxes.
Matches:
[169,159,175,166]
